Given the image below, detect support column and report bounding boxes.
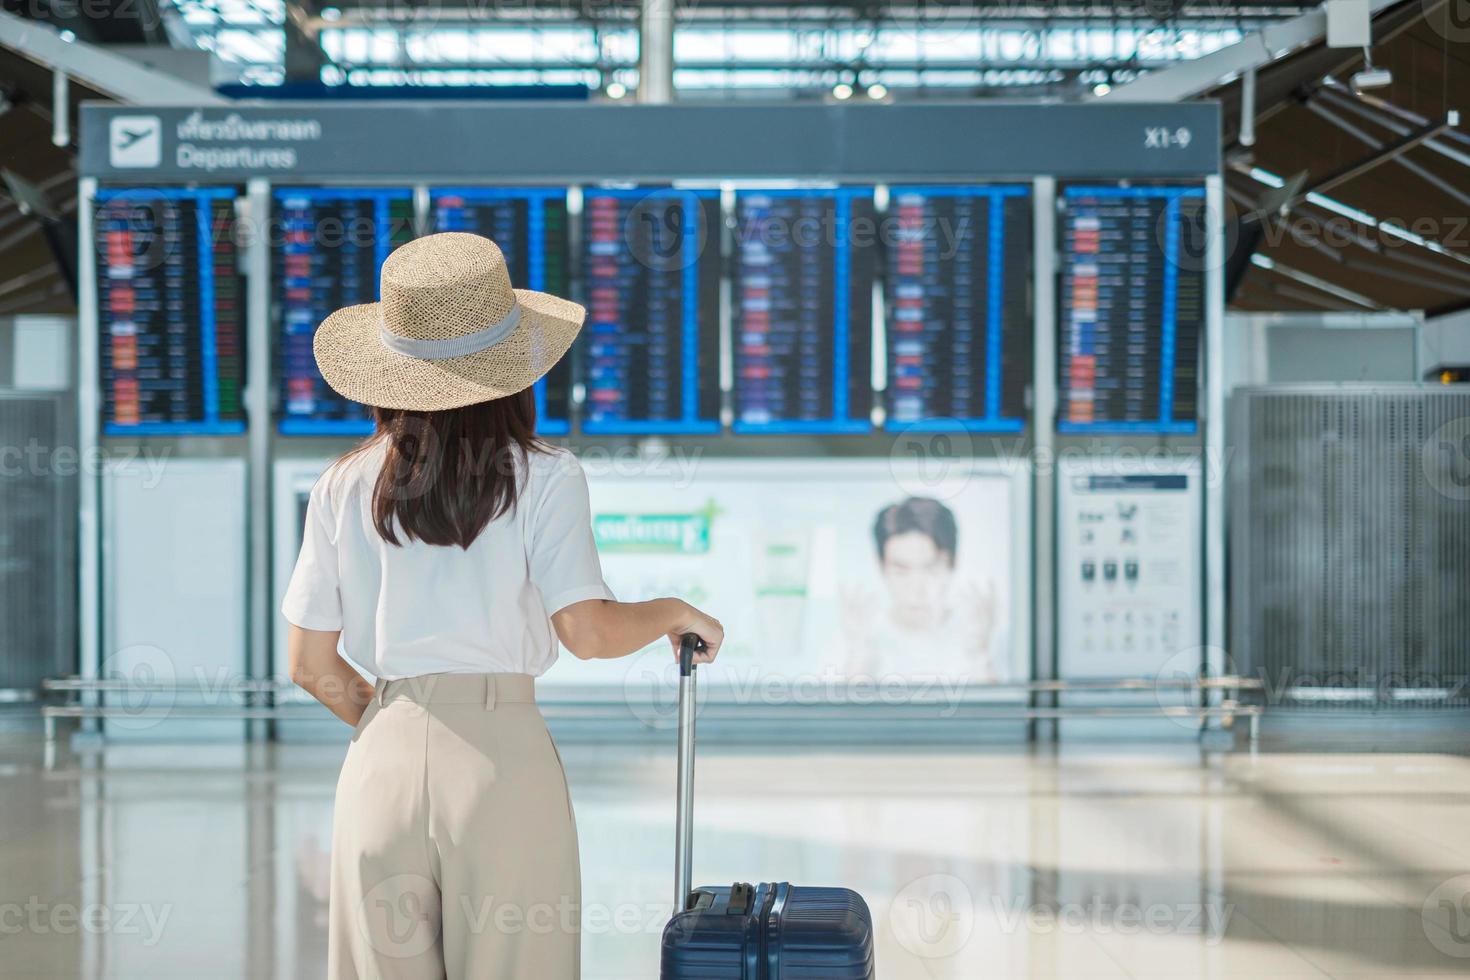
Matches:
[1030,176,1058,740]
[284,0,327,84]
[52,71,69,147]
[638,0,675,103]
[1204,175,1227,679]
[245,180,273,737]
[77,178,100,727]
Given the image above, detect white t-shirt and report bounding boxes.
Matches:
[281,443,614,679]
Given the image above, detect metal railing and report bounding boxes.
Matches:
[38,674,1265,745]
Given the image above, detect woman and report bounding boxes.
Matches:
[281,231,723,979]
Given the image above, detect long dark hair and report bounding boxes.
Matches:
[352,388,544,549]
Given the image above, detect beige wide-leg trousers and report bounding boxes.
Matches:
[329,673,580,979]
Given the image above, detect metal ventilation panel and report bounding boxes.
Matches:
[0,391,76,695]
[1231,385,1470,707]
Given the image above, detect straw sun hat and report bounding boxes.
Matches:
[313,231,586,411]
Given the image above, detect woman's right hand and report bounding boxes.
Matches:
[668,601,723,665]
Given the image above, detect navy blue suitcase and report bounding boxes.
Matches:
[659,637,876,979]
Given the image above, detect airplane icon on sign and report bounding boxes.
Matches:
[115,127,152,149]
[109,115,161,168]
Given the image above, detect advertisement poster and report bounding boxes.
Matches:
[541,457,1031,701]
[273,455,1031,704]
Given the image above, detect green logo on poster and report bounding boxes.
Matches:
[594,513,710,554]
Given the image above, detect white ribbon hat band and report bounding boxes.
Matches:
[378,302,522,360]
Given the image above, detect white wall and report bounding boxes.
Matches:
[1224,311,1423,387]
[1422,308,1470,374]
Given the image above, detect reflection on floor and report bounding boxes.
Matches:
[2,732,1469,979]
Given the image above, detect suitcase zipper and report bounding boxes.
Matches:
[762,883,790,980]
[741,885,770,980]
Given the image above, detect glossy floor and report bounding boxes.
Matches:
[2,731,1469,978]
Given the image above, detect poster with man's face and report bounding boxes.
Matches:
[542,458,1030,700]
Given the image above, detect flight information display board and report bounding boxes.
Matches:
[884,185,1032,432]
[95,187,245,435]
[1058,184,1204,434]
[274,187,415,435]
[733,188,877,433]
[430,187,573,435]
[579,188,721,434]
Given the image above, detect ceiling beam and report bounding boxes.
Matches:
[1258,257,1384,309]
[1292,112,1460,202]
[0,9,224,105]
[1216,0,1439,147]
[1098,0,1403,104]
[1317,82,1470,171]
[1303,98,1470,208]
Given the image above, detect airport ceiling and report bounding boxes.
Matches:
[1213,4,1470,315]
[0,0,1465,320]
[0,33,95,315]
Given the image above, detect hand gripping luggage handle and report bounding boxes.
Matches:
[674,633,705,913]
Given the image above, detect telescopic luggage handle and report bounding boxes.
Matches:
[674,633,706,913]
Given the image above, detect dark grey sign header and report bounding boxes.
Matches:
[81,101,1220,181]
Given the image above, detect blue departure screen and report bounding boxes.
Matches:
[95,187,245,436]
[1058,184,1204,434]
[274,187,415,436]
[732,188,877,434]
[431,188,573,435]
[884,185,1032,433]
[579,188,722,435]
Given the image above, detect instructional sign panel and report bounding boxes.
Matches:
[1057,457,1202,679]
